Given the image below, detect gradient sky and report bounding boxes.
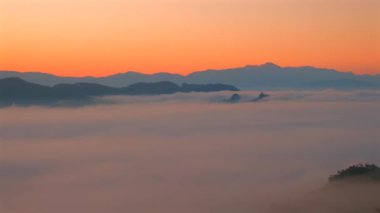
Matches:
[0,0,379,76]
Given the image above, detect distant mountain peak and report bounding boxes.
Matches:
[260,62,281,68]
[243,62,281,69]
[1,64,379,89]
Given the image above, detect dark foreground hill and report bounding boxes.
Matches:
[329,164,380,182]
[0,78,238,107]
[269,164,380,213]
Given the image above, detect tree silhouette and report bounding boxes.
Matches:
[329,163,380,182]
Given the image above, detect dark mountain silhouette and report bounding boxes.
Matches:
[120,81,181,95]
[252,92,270,102]
[0,78,90,106]
[228,93,241,103]
[0,78,238,107]
[181,83,238,93]
[1,63,378,89]
[52,83,118,96]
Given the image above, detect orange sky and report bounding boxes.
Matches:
[0,0,379,76]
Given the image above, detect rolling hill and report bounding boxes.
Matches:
[0,78,238,107]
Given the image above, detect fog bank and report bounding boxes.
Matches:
[1,90,379,213]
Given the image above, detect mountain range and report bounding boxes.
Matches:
[0,78,238,107]
[1,63,379,89]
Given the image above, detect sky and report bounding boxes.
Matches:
[1,90,379,213]
[0,0,379,76]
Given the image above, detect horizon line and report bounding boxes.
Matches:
[1,62,379,78]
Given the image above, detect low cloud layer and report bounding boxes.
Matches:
[1,90,379,213]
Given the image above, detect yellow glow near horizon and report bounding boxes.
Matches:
[0,0,379,76]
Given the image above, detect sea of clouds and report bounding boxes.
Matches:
[1,90,379,213]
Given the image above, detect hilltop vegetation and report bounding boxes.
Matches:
[329,163,380,182]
